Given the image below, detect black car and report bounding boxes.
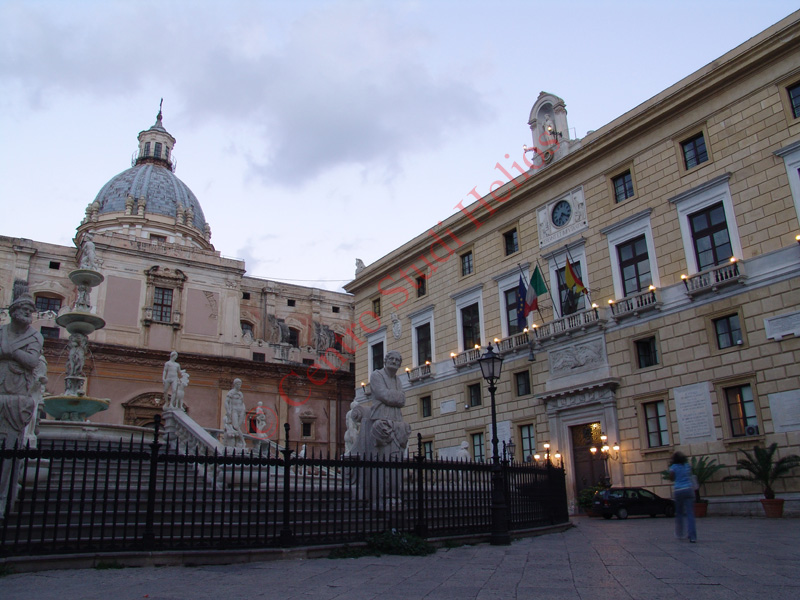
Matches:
[592,486,675,519]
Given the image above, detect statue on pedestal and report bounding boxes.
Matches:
[162,351,181,405]
[223,378,246,448]
[352,351,411,508]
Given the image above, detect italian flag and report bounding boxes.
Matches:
[525,266,548,315]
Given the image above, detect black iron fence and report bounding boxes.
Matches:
[1,419,568,557]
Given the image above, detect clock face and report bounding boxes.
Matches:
[552,200,572,227]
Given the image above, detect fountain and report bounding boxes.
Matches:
[44,235,110,421]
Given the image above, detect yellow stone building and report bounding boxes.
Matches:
[345,12,800,514]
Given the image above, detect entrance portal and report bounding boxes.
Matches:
[570,422,607,512]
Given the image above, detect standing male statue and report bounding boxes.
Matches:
[162,351,181,405]
[353,351,411,508]
[225,378,246,433]
[0,280,44,511]
[367,351,411,460]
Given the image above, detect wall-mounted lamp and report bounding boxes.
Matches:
[680,274,689,291]
[796,234,800,245]
[546,124,562,139]
[405,367,411,381]
[589,433,620,461]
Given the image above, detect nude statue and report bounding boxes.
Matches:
[225,378,246,433]
[171,369,189,410]
[162,351,181,404]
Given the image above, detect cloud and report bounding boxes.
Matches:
[0,1,491,187]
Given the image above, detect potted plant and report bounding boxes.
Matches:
[691,455,725,517]
[723,443,800,518]
[578,485,604,516]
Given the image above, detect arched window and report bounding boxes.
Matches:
[34,293,62,313]
[241,321,254,337]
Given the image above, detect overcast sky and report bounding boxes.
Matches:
[1,1,797,292]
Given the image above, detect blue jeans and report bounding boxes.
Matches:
[674,488,696,541]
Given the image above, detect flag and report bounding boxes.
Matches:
[564,257,586,296]
[516,276,527,330]
[525,265,548,315]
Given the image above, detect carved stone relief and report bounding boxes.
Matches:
[550,338,605,376]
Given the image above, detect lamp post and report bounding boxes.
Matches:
[477,343,509,545]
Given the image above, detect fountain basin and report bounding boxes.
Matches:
[56,311,106,334]
[44,395,110,421]
[68,268,105,287]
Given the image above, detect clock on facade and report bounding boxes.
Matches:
[551,200,572,227]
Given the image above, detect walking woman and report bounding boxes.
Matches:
[668,451,696,542]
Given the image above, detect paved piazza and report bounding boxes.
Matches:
[4,516,800,599]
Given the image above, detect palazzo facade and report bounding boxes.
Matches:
[345,13,800,513]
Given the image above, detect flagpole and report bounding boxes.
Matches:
[536,258,556,322]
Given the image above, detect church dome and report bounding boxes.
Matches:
[92,162,207,232]
[78,105,213,250]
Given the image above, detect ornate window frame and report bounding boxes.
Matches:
[143,266,186,329]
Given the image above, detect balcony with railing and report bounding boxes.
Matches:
[532,306,604,342]
[451,346,483,369]
[406,362,435,382]
[608,287,662,320]
[494,330,531,354]
[681,259,746,298]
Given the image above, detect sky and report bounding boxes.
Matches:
[1,0,798,293]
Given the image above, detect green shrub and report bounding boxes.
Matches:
[328,530,435,559]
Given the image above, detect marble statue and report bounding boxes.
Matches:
[24,355,48,447]
[170,369,189,410]
[222,414,245,449]
[224,378,246,435]
[352,351,411,508]
[367,351,411,459]
[79,233,97,270]
[64,332,88,395]
[162,351,181,404]
[0,280,44,511]
[254,401,267,436]
[355,258,366,276]
[343,400,362,456]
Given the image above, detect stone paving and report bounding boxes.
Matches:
[3,516,800,599]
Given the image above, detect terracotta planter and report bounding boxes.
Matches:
[760,498,784,518]
[694,501,708,518]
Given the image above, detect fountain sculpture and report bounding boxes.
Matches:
[44,235,110,421]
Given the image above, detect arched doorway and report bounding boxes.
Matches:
[123,393,166,428]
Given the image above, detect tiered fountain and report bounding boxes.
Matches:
[44,235,110,421]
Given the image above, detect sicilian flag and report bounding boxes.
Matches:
[525,265,548,316]
[516,276,528,330]
[564,257,586,296]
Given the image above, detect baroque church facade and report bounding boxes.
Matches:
[345,13,800,514]
[0,109,355,455]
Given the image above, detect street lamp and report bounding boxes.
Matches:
[477,343,509,545]
[533,443,561,467]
